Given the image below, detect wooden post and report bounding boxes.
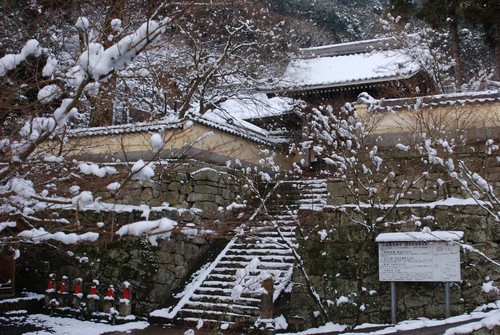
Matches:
[260,278,274,319]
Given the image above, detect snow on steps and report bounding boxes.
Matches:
[150,226,296,329]
[150,179,330,329]
[274,179,330,211]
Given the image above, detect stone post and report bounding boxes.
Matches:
[118,281,132,316]
[260,278,274,319]
[44,273,56,308]
[86,279,100,315]
[57,275,69,307]
[103,284,116,313]
[72,278,83,308]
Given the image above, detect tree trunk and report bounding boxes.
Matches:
[88,77,116,127]
[495,23,500,81]
[88,0,125,127]
[449,18,463,91]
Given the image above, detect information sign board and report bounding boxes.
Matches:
[378,241,461,282]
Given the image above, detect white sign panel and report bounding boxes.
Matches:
[378,241,461,282]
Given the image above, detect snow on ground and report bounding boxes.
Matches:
[279,303,500,335]
[11,313,149,335]
[0,293,44,304]
[0,301,498,334]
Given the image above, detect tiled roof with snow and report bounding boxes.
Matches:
[277,50,419,91]
[191,111,289,146]
[216,93,301,120]
[66,95,293,146]
[270,37,420,92]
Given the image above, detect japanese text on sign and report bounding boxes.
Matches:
[378,241,460,282]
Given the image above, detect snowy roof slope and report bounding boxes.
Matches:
[216,93,300,120]
[299,37,398,58]
[277,49,419,91]
[191,111,288,146]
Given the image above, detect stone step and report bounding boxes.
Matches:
[247,225,297,231]
[216,261,293,270]
[191,287,261,300]
[254,220,296,226]
[210,267,291,278]
[298,198,327,202]
[190,293,260,305]
[248,229,295,235]
[202,281,235,288]
[177,308,255,323]
[220,255,295,262]
[226,248,294,255]
[204,273,234,282]
[204,267,289,282]
[182,301,260,315]
[231,243,294,250]
[178,316,238,331]
[163,180,332,328]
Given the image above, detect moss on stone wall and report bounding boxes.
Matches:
[291,205,500,327]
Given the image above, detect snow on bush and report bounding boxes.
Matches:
[318,229,328,242]
[0,221,16,232]
[71,191,94,207]
[336,295,349,305]
[69,185,80,195]
[79,163,117,177]
[110,19,122,32]
[18,228,99,244]
[78,18,171,81]
[75,17,90,30]
[9,178,36,198]
[131,160,155,180]
[37,84,62,104]
[482,281,499,294]
[226,202,246,211]
[149,133,163,152]
[19,118,56,142]
[42,57,58,77]
[107,182,121,191]
[116,218,177,245]
[0,39,42,77]
[396,143,409,151]
[472,173,493,193]
[231,257,269,300]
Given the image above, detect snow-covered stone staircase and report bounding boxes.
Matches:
[151,179,330,329]
[285,179,329,211]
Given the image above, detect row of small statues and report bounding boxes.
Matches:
[45,274,132,317]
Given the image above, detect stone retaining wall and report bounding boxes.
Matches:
[290,205,500,327]
[16,235,227,315]
[327,166,500,205]
[95,166,245,220]
[16,166,246,315]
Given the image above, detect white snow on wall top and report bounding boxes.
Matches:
[376,231,464,242]
[68,115,183,137]
[67,95,295,146]
[362,90,500,111]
